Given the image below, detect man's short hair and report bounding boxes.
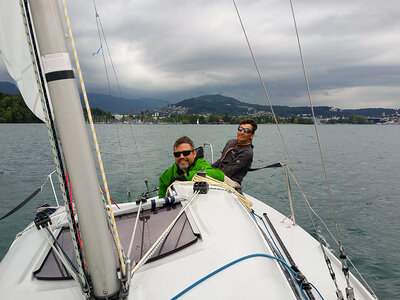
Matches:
[239,118,257,133]
[174,136,195,150]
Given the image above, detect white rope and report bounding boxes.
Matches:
[61,0,127,276]
[40,228,80,283]
[192,174,253,210]
[131,191,200,276]
[127,200,143,258]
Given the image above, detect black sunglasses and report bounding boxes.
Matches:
[173,150,194,157]
[238,126,253,134]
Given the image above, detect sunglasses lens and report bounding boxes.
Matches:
[173,150,192,157]
[238,126,252,134]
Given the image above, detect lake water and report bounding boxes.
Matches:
[0,123,399,299]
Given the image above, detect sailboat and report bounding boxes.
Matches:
[0,0,378,299]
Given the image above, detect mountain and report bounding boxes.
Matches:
[0,81,19,94]
[172,94,267,115]
[0,82,397,118]
[0,82,169,114]
[165,94,397,118]
[84,93,170,114]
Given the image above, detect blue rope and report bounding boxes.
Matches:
[252,211,325,300]
[45,227,79,275]
[309,282,325,300]
[299,283,309,300]
[170,253,297,300]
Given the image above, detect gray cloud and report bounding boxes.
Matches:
[1,0,399,108]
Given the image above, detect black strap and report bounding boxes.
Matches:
[45,70,75,82]
[194,146,204,159]
[0,187,41,221]
[248,162,283,172]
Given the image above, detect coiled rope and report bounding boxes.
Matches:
[191,174,253,210]
[61,0,127,277]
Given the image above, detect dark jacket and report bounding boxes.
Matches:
[211,139,253,184]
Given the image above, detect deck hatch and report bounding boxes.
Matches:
[34,204,198,280]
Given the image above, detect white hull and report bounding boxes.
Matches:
[0,181,375,299]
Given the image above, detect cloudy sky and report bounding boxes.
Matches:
[1,0,399,108]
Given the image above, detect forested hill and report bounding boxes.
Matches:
[0,91,41,123]
[0,81,397,122]
[169,94,397,118]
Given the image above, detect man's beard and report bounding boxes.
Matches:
[177,158,190,172]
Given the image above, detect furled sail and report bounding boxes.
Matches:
[0,1,48,122]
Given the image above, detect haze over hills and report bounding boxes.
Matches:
[163,94,397,118]
[0,82,19,95]
[1,81,398,118]
[84,93,170,114]
[0,81,170,114]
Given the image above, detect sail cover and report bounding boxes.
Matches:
[0,0,48,122]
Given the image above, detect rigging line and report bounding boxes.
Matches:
[93,0,123,98]
[127,200,143,258]
[232,0,294,171]
[250,212,303,300]
[91,0,130,182]
[20,0,87,288]
[92,0,149,191]
[61,0,128,277]
[131,191,200,277]
[287,1,353,295]
[285,171,377,299]
[91,0,129,179]
[41,229,80,283]
[232,1,345,297]
[283,168,338,246]
[129,125,150,191]
[284,166,344,297]
[232,0,312,215]
[288,0,343,251]
[232,0,316,233]
[92,0,112,97]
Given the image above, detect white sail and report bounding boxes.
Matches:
[0,0,47,122]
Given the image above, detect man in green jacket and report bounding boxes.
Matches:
[158,136,224,197]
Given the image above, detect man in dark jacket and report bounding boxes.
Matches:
[212,119,257,186]
[158,136,224,197]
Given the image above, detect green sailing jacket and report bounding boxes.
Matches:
[158,157,224,197]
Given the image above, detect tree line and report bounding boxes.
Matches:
[0,92,371,125]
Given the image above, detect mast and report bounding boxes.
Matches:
[28,0,120,297]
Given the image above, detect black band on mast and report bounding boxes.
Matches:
[45,70,75,82]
